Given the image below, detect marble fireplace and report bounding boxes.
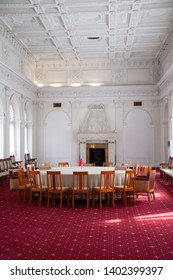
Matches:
[78,133,116,165]
[78,104,116,165]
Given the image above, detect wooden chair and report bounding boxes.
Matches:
[93,170,115,208]
[25,153,37,168]
[103,162,114,167]
[10,155,23,168]
[47,171,70,208]
[39,162,51,170]
[58,162,69,167]
[121,163,130,168]
[17,168,30,203]
[72,171,89,208]
[114,169,135,206]
[29,170,48,206]
[134,170,156,202]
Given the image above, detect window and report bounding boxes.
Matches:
[10,104,15,155]
[24,110,28,154]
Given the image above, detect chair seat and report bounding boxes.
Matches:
[93,186,114,193]
[31,185,48,191]
[19,184,30,190]
[135,176,149,181]
[49,186,69,192]
[114,185,124,190]
[73,187,88,191]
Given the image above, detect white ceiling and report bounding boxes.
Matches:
[0,0,173,66]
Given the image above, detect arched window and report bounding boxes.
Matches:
[24,102,33,155]
[10,103,15,155]
[24,110,28,153]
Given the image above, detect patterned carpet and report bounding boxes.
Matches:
[0,172,173,260]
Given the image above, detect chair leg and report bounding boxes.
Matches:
[132,191,135,203]
[107,193,109,205]
[148,193,150,203]
[99,192,102,208]
[29,191,32,205]
[153,191,155,201]
[72,192,74,208]
[67,191,70,206]
[23,190,26,203]
[123,192,126,206]
[18,190,20,202]
[112,192,115,207]
[39,192,42,207]
[92,191,95,205]
[60,193,62,208]
[47,193,50,207]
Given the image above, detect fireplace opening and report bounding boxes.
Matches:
[86,143,108,166]
[90,148,105,166]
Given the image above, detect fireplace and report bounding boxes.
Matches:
[78,104,117,165]
[78,133,116,165]
[86,143,108,166]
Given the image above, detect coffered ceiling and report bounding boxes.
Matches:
[0,0,173,65]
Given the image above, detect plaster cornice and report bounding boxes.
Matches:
[0,61,37,99]
[0,20,35,64]
[37,84,159,100]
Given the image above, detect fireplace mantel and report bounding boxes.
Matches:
[78,132,117,143]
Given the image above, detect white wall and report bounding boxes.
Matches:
[44,110,72,166]
[123,109,154,165]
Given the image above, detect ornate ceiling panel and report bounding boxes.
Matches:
[0,0,173,64]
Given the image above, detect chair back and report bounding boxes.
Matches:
[10,155,15,163]
[149,170,156,190]
[133,164,140,174]
[58,162,69,167]
[124,169,136,189]
[115,166,127,170]
[39,162,51,170]
[73,171,88,191]
[26,164,35,181]
[47,171,62,191]
[29,170,43,189]
[103,162,114,167]
[100,170,115,190]
[17,168,28,188]
[83,163,95,166]
[121,163,130,168]
[26,164,35,171]
[0,159,5,171]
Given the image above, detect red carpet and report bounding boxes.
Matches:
[0,172,173,260]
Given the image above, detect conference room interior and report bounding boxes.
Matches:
[1,0,173,260]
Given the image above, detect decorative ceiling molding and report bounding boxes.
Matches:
[0,0,173,88]
[0,21,35,64]
[37,85,159,100]
[0,62,37,98]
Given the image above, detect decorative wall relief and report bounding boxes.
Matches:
[78,104,116,163]
[82,104,111,133]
